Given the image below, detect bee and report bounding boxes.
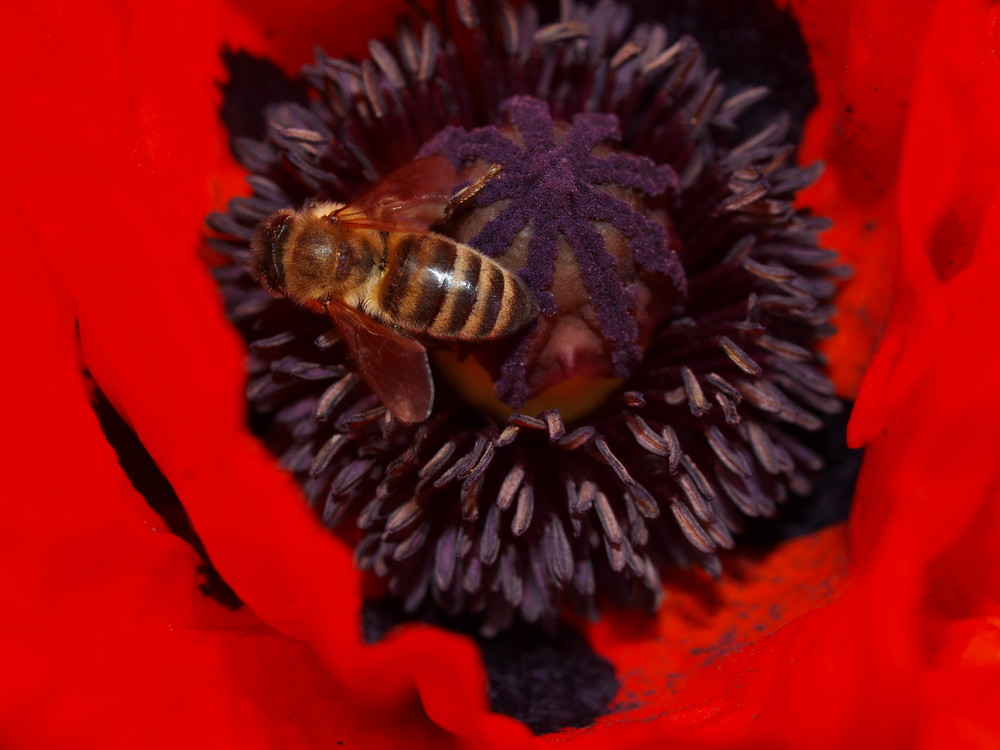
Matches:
[251,156,538,425]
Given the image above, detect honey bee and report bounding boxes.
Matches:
[251,156,538,424]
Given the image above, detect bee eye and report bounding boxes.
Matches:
[250,210,293,296]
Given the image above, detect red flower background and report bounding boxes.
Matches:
[3,0,1000,747]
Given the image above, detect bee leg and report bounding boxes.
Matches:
[442,164,502,220]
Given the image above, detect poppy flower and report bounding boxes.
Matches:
[3,0,1000,748]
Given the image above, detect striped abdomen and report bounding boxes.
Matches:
[372,231,537,340]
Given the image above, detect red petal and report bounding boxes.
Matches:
[1,205,463,750]
[8,0,1000,746]
[785,0,939,397]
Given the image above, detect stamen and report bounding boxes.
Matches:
[211,0,847,638]
[511,485,535,537]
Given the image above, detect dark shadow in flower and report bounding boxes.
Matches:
[928,210,977,282]
[362,598,619,735]
[85,370,243,610]
[627,0,818,148]
[219,48,308,148]
[741,400,861,544]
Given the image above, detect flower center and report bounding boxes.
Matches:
[209,0,846,642]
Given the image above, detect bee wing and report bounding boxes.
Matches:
[331,156,458,232]
[326,300,434,425]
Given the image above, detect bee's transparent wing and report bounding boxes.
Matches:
[331,156,457,232]
[326,301,434,424]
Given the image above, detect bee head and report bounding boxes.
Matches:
[250,209,295,297]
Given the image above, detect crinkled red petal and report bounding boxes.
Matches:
[5,0,1000,747]
[2,177,458,750]
[785,0,938,397]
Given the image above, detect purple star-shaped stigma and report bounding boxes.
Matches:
[420,96,685,387]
